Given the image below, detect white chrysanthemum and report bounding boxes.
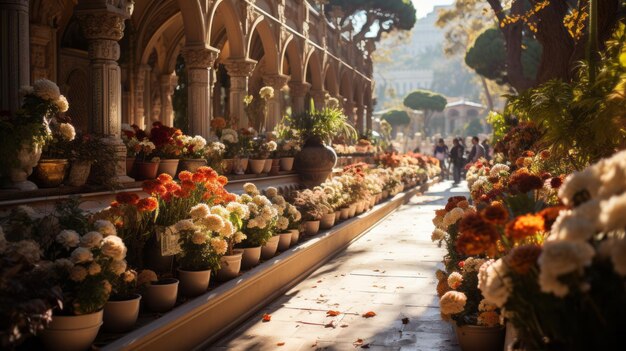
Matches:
[276,216,289,231]
[56,229,80,249]
[221,133,236,144]
[247,218,258,228]
[259,86,274,100]
[175,219,197,232]
[477,259,511,307]
[243,182,258,195]
[191,231,208,245]
[489,164,510,177]
[447,272,463,289]
[55,95,69,112]
[439,291,467,315]
[210,205,230,219]
[463,257,487,273]
[266,140,277,152]
[442,207,464,228]
[80,231,103,249]
[559,167,601,206]
[94,220,117,237]
[17,205,37,219]
[247,202,259,216]
[70,265,88,282]
[227,202,250,220]
[203,214,225,232]
[219,220,235,238]
[239,194,252,203]
[70,247,94,264]
[13,240,41,264]
[190,135,207,150]
[599,193,626,232]
[88,262,102,275]
[549,210,596,241]
[610,239,626,276]
[431,228,446,242]
[234,231,247,243]
[110,260,127,275]
[33,79,61,101]
[58,123,75,141]
[265,187,278,198]
[538,240,595,297]
[210,238,227,255]
[101,235,127,261]
[190,203,211,220]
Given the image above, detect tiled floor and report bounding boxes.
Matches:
[208,181,465,351]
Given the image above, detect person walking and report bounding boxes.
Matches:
[467,136,485,163]
[433,138,449,179]
[449,138,465,185]
[482,139,491,161]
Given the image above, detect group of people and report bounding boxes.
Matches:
[433,136,490,185]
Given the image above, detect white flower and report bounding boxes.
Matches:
[227,202,250,220]
[88,262,102,275]
[549,210,596,241]
[259,86,274,100]
[489,164,509,177]
[447,272,463,289]
[462,257,486,273]
[70,266,88,282]
[190,204,210,220]
[610,239,626,276]
[234,231,247,243]
[538,240,595,297]
[56,230,80,249]
[599,193,626,232]
[265,187,278,198]
[439,291,467,315]
[70,247,94,264]
[210,205,230,219]
[13,240,41,264]
[175,219,197,232]
[442,208,464,228]
[276,216,289,231]
[202,214,225,232]
[56,95,69,112]
[191,231,208,245]
[54,258,74,271]
[101,236,127,261]
[219,220,235,238]
[243,183,259,195]
[190,135,207,150]
[477,259,511,307]
[79,231,103,249]
[221,134,236,144]
[431,228,446,242]
[58,122,75,141]
[478,299,497,312]
[266,141,277,152]
[33,79,61,101]
[210,238,227,255]
[94,220,117,237]
[17,205,37,219]
[110,260,127,275]
[559,167,601,207]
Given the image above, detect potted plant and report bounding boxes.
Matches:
[104,269,141,333]
[216,126,239,174]
[33,116,75,188]
[234,127,255,174]
[0,79,68,190]
[248,137,276,175]
[138,269,179,313]
[133,138,159,180]
[235,183,279,263]
[121,124,147,176]
[274,122,301,172]
[65,133,115,187]
[321,179,345,223]
[177,134,208,172]
[264,187,301,251]
[205,140,226,174]
[292,189,331,236]
[285,102,356,187]
[150,122,183,177]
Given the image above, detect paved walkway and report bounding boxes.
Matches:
[209,181,466,351]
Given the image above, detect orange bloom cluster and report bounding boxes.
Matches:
[508,168,544,194]
[480,201,509,225]
[110,192,158,213]
[143,167,233,204]
[456,213,499,256]
[115,192,139,205]
[505,244,542,275]
[136,197,158,212]
[210,117,227,130]
[537,206,567,231]
[445,196,468,212]
[505,214,545,241]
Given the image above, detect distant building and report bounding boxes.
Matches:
[437,99,488,136]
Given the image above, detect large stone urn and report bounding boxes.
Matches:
[294,137,337,188]
[8,142,43,190]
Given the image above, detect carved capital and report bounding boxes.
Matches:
[182,46,219,69]
[288,81,311,97]
[224,59,257,77]
[87,39,120,61]
[310,89,329,101]
[77,13,127,41]
[262,74,289,91]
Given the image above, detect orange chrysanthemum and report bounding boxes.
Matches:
[157,173,173,183]
[115,192,139,205]
[505,244,542,275]
[435,209,448,217]
[217,175,228,186]
[210,117,227,129]
[537,206,567,231]
[505,214,545,241]
[181,180,196,192]
[508,169,543,194]
[164,182,181,194]
[136,197,158,212]
[445,196,467,211]
[178,171,193,181]
[456,213,499,256]
[192,172,206,183]
[480,201,509,225]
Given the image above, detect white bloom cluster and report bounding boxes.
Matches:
[94,220,117,237]
[431,228,446,242]
[442,207,465,229]
[58,123,75,141]
[447,272,463,289]
[243,182,260,196]
[56,229,80,249]
[439,291,467,315]
[490,164,510,177]
[259,86,275,100]
[220,128,239,144]
[538,240,595,297]
[477,259,512,307]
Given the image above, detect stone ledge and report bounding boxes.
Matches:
[101,183,431,351]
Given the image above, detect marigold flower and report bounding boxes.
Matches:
[505,244,542,275]
[164,182,181,193]
[550,176,564,189]
[537,206,567,231]
[505,214,545,241]
[115,192,139,205]
[157,173,173,183]
[457,213,499,256]
[480,201,509,225]
[192,172,206,183]
[217,175,228,186]
[136,197,158,212]
[178,171,193,181]
[508,169,543,194]
[181,180,196,192]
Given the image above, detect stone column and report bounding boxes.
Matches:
[310,89,328,110]
[134,64,150,128]
[182,45,218,138]
[160,73,177,126]
[30,24,56,81]
[366,98,373,132]
[1,0,29,115]
[356,97,365,134]
[76,1,133,183]
[262,74,289,132]
[225,59,256,129]
[343,100,355,124]
[288,81,310,114]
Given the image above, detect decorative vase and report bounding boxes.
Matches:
[216,250,243,281]
[240,246,262,269]
[33,159,69,188]
[269,158,280,175]
[134,161,160,180]
[261,235,280,260]
[103,294,141,333]
[262,158,272,173]
[320,212,336,230]
[355,201,365,214]
[234,158,248,175]
[454,324,506,351]
[294,136,337,188]
[40,310,103,351]
[65,160,92,187]
[157,159,180,177]
[340,207,350,220]
[178,158,207,173]
[8,142,42,190]
[126,157,135,177]
[221,158,235,175]
[348,204,357,217]
[177,269,211,297]
[143,278,179,313]
[303,220,320,236]
[334,210,341,222]
[277,231,292,251]
[249,159,266,174]
[279,157,294,171]
[289,228,300,246]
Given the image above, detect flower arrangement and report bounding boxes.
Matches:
[274,121,301,158]
[291,188,332,222]
[236,183,278,247]
[149,122,183,159]
[320,180,346,211]
[249,137,277,160]
[177,134,207,159]
[265,187,302,232]
[218,128,240,159]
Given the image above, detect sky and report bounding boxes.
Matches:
[412,0,454,18]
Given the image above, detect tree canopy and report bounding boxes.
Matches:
[381,109,410,126]
[403,90,447,113]
[326,0,417,42]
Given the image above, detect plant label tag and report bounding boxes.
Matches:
[158,225,181,256]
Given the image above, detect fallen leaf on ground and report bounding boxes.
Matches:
[402,317,409,324]
[324,321,335,328]
[326,310,341,317]
[277,342,285,346]
[311,341,318,347]
[340,324,349,328]
[317,280,323,283]
[362,311,376,318]
[353,338,364,346]
[361,344,370,349]
[262,313,271,322]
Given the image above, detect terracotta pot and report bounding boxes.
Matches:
[355,201,365,214]
[269,158,280,175]
[216,250,243,281]
[157,159,180,177]
[41,310,103,351]
[294,137,337,188]
[103,294,141,333]
[126,157,135,177]
[370,196,376,208]
[348,204,357,218]
[303,220,320,236]
[280,157,295,171]
[382,190,389,199]
[8,142,42,190]
[240,246,261,269]
[455,324,505,351]
[65,160,92,187]
[249,159,266,174]
[289,229,300,246]
[234,158,248,175]
[178,158,207,173]
[221,158,234,175]
[277,231,292,251]
[261,235,280,260]
[320,212,336,230]
[177,268,211,297]
[34,159,69,188]
[143,278,179,313]
[134,161,160,180]
[263,158,272,173]
[334,211,341,222]
[340,207,350,220]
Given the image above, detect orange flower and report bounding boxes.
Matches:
[157,174,173,183]
[210,117,227,129]
[480,201,509,225]
[508,169,543,194]
[505,214,545,241]
[550,176,564,189]
[539,150,551,160]
[164,182,181,194]
[445,196,467,211]
[115,192,139,205]
[435,209,448,217]
[537,206,567,231]
[505,244,542,275]
[142,180,167,196]
[181,180,196,192]
[173,189,190,199]
[178,171,193,181]
[217,175,228,186]
[197,166,218,180]
[136,197,158,212]
[192,172,206,183]
[457,213,499,256]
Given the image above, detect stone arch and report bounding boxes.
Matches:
[247,18,280,74]
[208,0,245,58]
[140,13,184,69]
[339,68,353,102]
[323,62,339,96]
[282,37,303,82]
[304,50,323,91]
[176,0,206,45]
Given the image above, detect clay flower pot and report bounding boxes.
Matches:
[134,161,160,180]
[454,324,505,351]
[216,250,243,281]
[355,201,365,214]
[178,158,207,173]
[103,294,141,333]
[303,220,320,236]
[289,229,300,246]
[126,157,135,177]
[348,204,357,218]
[280,157,295,171]
[340,207,350,220]
[334,210,341,222]
[157,159,180,177]
[40,310,103,351]
[261,235,280,260]
[65,160,92,187]
[277,232,292,251]
[34,159,69,188]
[241,246,262,270]
[177,269,211,297]
[263,158,272,173]
[221,158,235,174]
[234,158,248,175]
[320,212,336,230]
[143,278,179,313]
[249,159,266,174]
